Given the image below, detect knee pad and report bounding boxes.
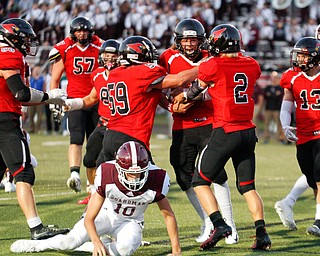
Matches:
[13,164,35,185]
[83,153,96,168]
[70,131,85,145]
[213,169,228,185]
[237,181,255,195]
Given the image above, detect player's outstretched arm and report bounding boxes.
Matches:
[155,67,199,90]
[64,88,99,111]
[157,197,181,256]
[84,192,109,256]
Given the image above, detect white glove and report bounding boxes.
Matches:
[45,89,67,105]
[283,126,298,142]
[63,98,84,112]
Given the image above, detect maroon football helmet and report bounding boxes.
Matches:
[115,141,149,191]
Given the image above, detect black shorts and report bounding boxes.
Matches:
[67,104,99,145]
[170,125,227,191]
[96,129,153,167]
[296,139,320,189]
[0,113,34,184]
[83,124,106,168]
[193,127,257,189]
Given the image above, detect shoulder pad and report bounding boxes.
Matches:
[49,48,61,61]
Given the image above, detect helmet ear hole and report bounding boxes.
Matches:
[116,141,149,191]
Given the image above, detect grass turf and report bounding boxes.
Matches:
[0,122,319,255]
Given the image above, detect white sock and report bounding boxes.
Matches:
[285,175,309,208]
[71,171,80,179]
[27,216,42,229]
[315,204,320,220]
[213,181,237,230]
[90,184,96,194]
[185,187,208,222]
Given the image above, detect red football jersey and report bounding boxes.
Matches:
[52,35,103,98]
[287,72,320,145]
[91,66,110,119]
[280,68,300,89]
[198,54,260,133]
[106,63,166,149]
[0,46,27,115]
[159,48,213,130]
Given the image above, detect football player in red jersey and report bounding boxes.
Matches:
[64,39,120,205]
[95,35,198,167]
[49,16,104,194]
[184,24,271,251]
[279,37,320,237]
[11,141,181,256]
[275,24,320,231]
[159,18,238,244]
[0,18,69,239]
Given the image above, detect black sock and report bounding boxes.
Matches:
[209,211,226,228]
[30,223,43,232]
[255,219,266,236]
[70,166,80,174]
[314,219,320,228]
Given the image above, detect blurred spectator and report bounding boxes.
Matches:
[247,23,259,52]
[273,20,286,41]
[263,71,284,144]
[148,15,168,48]
[92,6,107,39]
[105,6,119,39]
[28,64,46,134]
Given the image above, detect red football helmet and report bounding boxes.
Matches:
[115,141,149,191]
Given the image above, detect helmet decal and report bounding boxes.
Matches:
[211,28,226,43]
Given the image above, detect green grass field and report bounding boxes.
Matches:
[1,121,319,256]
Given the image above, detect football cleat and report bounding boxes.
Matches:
[67,172,81,193]
[196,222,214,243]
[11,240,40,253]
[274,199,297,230]
[225,228,239,244]
[251,232,271,250]
[77,195,91,205]
[31,225,70,240]
[200,225,232,250]
[307,225,320,237]
[4,181,16,193]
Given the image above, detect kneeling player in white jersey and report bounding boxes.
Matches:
[11,141,181,256]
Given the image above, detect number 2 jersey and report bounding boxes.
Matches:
[49,35,103,98]
[198,53,261,133]
[95,161,170,222]
[105,63,166,149]
[281,68,320,145]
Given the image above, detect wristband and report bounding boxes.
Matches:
[167,103,173,113]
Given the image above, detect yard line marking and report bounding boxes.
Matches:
[0,191,75,201]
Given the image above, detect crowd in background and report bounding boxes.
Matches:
[0,0,319,138]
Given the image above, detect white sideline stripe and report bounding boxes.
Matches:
[42,141,69,146]
[0,191,75,201]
